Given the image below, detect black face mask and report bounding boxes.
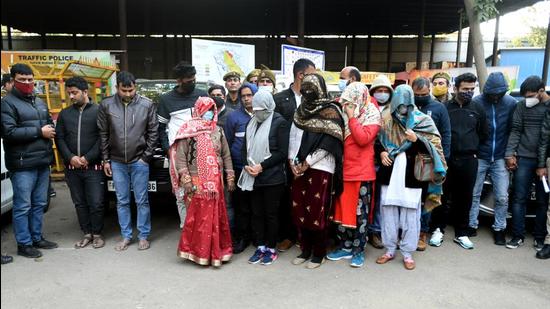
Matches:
[485,92,505,103]
[180,81,195,94]
[414,95,431,106]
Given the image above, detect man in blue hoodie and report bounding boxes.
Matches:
[469,72,517,246]
[225,82,257,253]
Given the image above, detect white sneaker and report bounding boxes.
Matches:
[454,236,474,250]
[429,228,444,247]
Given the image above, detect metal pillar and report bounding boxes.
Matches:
[542,15,550,83]
[7,25,13,50]
[429,34,436,69]
[163,34,169,78]
[366,34,372,71]
[466,31,474,67]
[456,11,463,67]
[72,33,78,50]
[350,35,356,66]
[118,0,129,71]
[41,32,47,49]
[298,0,305,47]
[492,15,500,67]
[416,0,426,70]
[387,34,393,72]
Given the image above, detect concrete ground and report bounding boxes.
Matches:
[1,181,549,309]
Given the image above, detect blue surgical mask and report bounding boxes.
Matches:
[373,92,390,104]
[202,110,214,121]
[338,79,349,91]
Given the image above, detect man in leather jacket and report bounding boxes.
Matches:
[97,71,159,251]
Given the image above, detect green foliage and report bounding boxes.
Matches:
[510,26,548,47]
[474,0,502,22]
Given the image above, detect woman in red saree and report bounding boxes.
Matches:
[169,97,236,267]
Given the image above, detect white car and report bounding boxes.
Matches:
[1,139,13,215]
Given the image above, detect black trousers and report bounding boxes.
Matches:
[445,156,478,237]
[278,170,297,242]
[300,228,327,258]
[65,169,105,235]
[233,170,253,242]
[250,184,284,249]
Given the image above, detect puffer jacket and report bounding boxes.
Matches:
[473,72,517,162]
[97,94,159,164]
[538,110,550,168]
[1,89,53,171]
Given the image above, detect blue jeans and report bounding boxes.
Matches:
[510,157,549,240]
[10,167,50,245]
[111,160,151,240]
[470,159,509,231]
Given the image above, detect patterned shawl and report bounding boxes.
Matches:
[378,85,447,210]
[169,97,221,200]
[340,82,381,139]
[293,73,344,142]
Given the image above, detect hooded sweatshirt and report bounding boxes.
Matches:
[473,72,517,162]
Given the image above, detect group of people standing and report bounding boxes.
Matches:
[1,58,548,268]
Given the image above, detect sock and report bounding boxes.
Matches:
[267,247,275,253]
[257,246,266,252]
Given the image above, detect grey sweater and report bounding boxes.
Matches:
[505,99,550,159]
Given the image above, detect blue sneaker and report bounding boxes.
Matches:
[326,248,353,261]
[350,252,365,268]
[248,248,264,264]
[261,249,278,265]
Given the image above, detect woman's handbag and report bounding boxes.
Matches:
[414,153,434,182]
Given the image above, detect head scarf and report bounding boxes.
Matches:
[237,90,275,191]
[378,85,447,210]
[293,73,345,197]
[340,82,381,139]
[293,73,344,141]
[169,97,221,200]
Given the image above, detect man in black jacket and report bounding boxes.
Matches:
[56,76,105,249]
[536,109,550,259]
[97,71,159,251]
[438,73,488,250]
[272,58,316,251]
[1,63,58,259]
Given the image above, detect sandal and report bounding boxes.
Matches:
[74,234,93,249]
[114,239,131,251]
[92,235,105,249]
[138,239,150,251]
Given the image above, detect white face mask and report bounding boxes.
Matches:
[525,97,540,108]
[373,92,390,104]
[258,85,273,93]
[398,105,408,115]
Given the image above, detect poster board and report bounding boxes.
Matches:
[191,38,255,85]
[281,44,325,78]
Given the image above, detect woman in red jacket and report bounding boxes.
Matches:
[326,82,381,268]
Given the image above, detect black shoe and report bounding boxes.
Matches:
[536,244,550,259]
[232,239,249,254]
[466,227,477,237]
[33,238,58,249]
[506,237,524,249]
[534,239,545,251]
[17,245,42,258]
[493,230,506,246]
[49,190,56,197]
[1,255,13,264]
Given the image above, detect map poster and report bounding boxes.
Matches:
[281,44,325,78]
[191,38,255,85]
